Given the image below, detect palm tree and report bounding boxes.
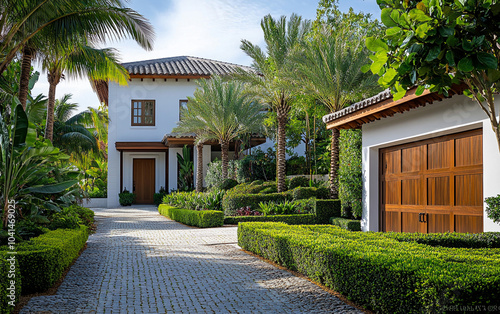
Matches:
[0,0,154,108]
[236,14,311,192]
[291,25,379,198]
[173,76,264,181]
[41,42,128,141]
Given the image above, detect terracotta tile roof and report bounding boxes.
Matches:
[122,56,255,76]
[322,89,392,124]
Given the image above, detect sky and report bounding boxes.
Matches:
[30,0,382,112]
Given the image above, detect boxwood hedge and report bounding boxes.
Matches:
[238,223,500,313]
[0,226,89,296]
[387,231,500,248]
[314,200,341,224]
[224,214,316,225]
[158,205,224,228]
[330,217,361,231]
[222,192,291,216]
[0,256,20,314]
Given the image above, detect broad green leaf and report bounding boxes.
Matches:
[386,27,402,37]
[446,51,456,66]
[380,68,398,85]
[457,57,474,72]
[462,39,473,51]
[409,9,432,22]
[438,26,454,37]
[415,85,426,95]
[416,23,431,39]
[25,180,78,194]
[381,8,397,27]
[446,35,459,47]
[13,104,28,147]
[361,64,371,73]
[487,69,500,83]
[366,37,389,52]
[390,10,401,24]
[28,71,40,90]
[477,52,498,69]
[393,82,407,100]
[370,51,389,74]
[425,46,441,61]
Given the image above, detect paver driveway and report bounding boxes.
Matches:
[22,206,362,313]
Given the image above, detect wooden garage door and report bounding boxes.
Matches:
[380,129,483,233]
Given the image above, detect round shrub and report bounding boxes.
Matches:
[288,176,309,190]
[49,210,81,230]
[485,194,500,224]
[219,178,238,191]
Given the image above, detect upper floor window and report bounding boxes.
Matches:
[179,99,188,120]
[132,100,155,126]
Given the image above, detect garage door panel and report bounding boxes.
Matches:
[427,214,451,233]
[427,176,450,206]
[380,129,483,234]
[455,174,482,206]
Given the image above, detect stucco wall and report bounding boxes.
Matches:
[361,94,500,232]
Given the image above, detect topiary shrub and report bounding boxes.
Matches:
[330,217,361,231]
[485,194,500,224]
[292,187,318,200]
[288,176,309,190]
[387,232,500,248]
[314,199,341,224]
[0,256,20,313]
[119,189,135,206]
[316,187,330,199]
[219,178,238,191]
[158,205,224,228]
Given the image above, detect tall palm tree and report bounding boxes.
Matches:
[0,0,155,108]
[173,76,264,180]
[236,14,311,192]
[291,25,379,198]
[41,42,128,141]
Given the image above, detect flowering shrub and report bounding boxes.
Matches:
[235,206,262,216]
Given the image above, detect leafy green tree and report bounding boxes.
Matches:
[173,76,264,180]
[0,0,154,109]
[367,0,500,151]
[291,19,381,198]
[236,14,311,192]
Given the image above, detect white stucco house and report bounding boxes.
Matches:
[323,85,500,233]
[100,56,266,207]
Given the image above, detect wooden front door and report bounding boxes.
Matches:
[380,129,483,233]
[133,158,155,204]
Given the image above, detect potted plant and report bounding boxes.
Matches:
[119,188,136,206]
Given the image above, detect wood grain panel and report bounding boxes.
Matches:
[402,212,421,233]
[427,176,450,206]
[455,174,483,206]
[427,141,449,170]
[385,211,400,232]
[133,158,155,204]
[455,215,483,233]
[402,146,422,172]
[455,134,482,167]
[383,150,401,175]
[402,179,420,205]
[383,180,400,205]
[427,214,451,233]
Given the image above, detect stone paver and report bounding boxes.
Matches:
[21,206,362,313]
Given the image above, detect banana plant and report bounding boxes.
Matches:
[0,104,78,227]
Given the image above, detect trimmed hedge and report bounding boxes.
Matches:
[238,223,500,313]
[222,192,291,216]
[0,226,89,295]
[330,217,361,231]
[158,205,224,228]
[224,214,316,225]
[0,257,20,314]
[387,232,500,248]
[314,200,341,224]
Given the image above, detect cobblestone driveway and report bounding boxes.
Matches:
[21,206,362,313]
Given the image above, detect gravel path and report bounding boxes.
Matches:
[21,206,362,313]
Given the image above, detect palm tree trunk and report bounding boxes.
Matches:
[276,111,288,192]
[329,128,340,199]
[196,143,203,192]
[19,46,34,110]
[45,70,61,141]
[221,140,229,179]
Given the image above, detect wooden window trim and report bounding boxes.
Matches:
[179,99,188,121]
[131,100,156,126]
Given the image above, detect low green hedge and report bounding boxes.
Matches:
[314,200,341,224]
[70,205,95,228]
[222,192,291,216]
[158,204,224,228]
[387,232,500,248]
[292,187,330,200]
[238,223,500,313]
[330,217,361,231]
[0,256,20,314]
[0,226,89,295]
[224,214,316,225]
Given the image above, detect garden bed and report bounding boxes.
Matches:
[238,222,500,313]
[224,214,315,225]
